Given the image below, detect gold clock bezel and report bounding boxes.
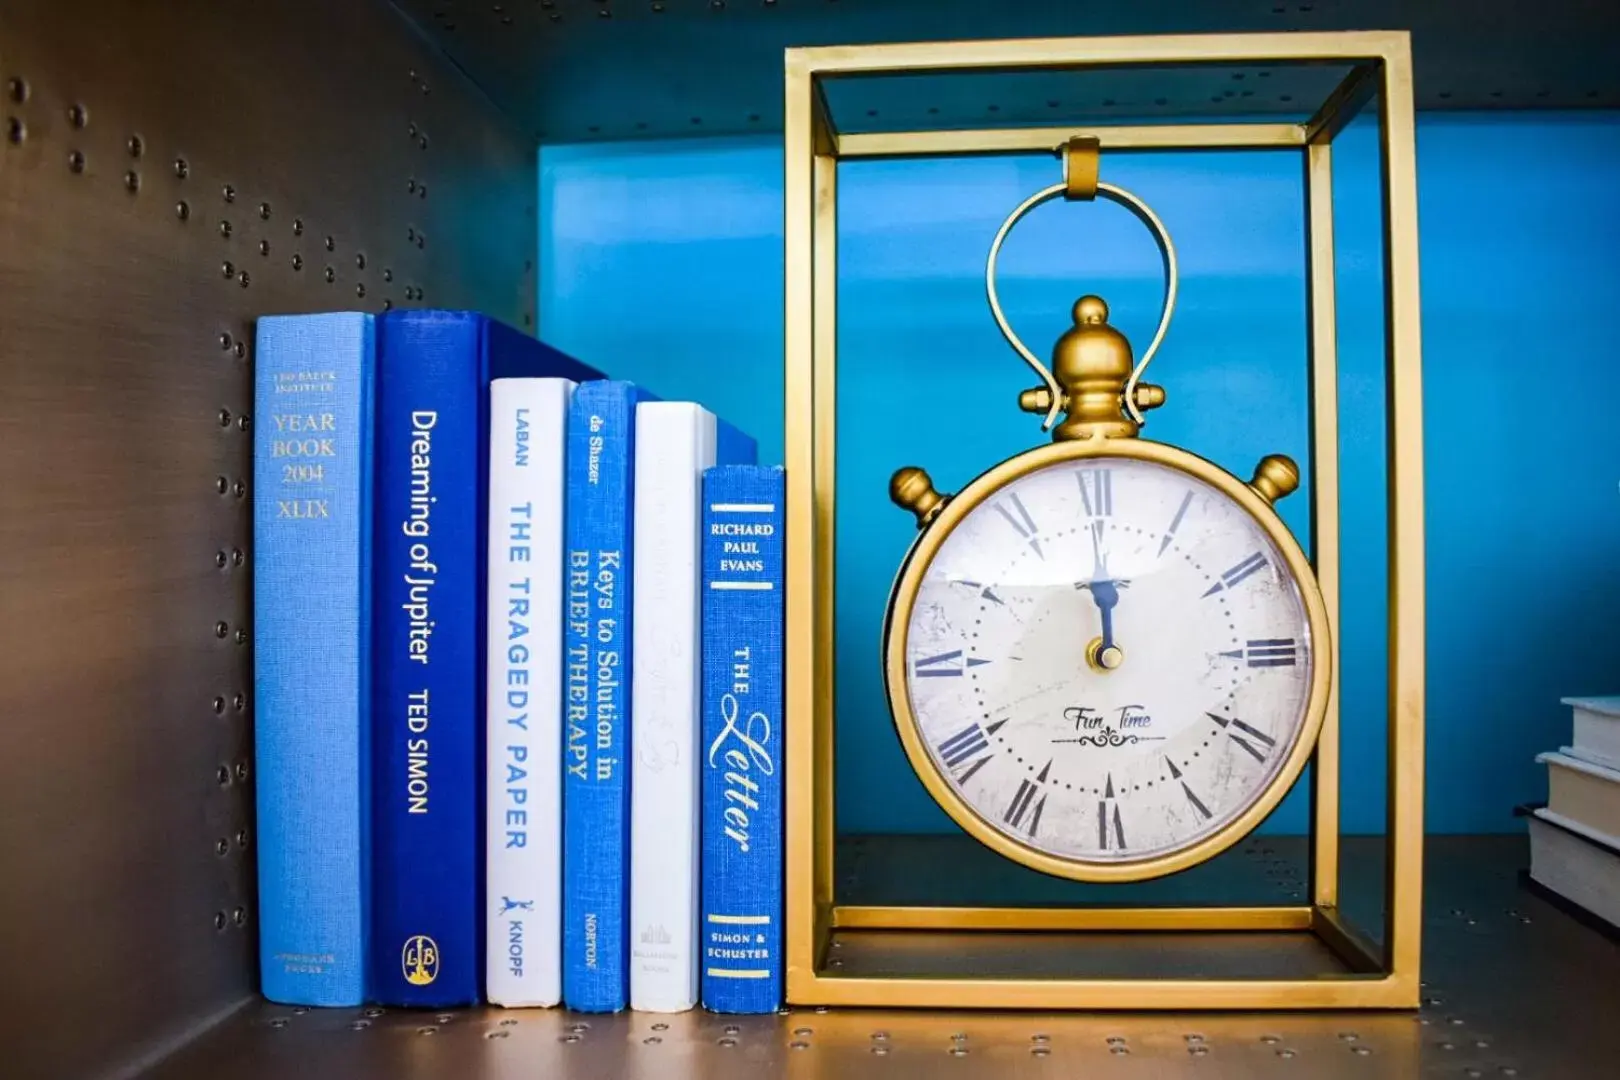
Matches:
[882,435,1333,884]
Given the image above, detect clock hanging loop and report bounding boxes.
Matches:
[985,137,1179,430]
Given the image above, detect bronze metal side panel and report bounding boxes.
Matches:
[0,3,531,1077]
[135,838,1618,1080]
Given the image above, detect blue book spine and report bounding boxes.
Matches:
[699,466,786,1014]
[562,380,652,1012]
[252,313,375,1007]
[372,311,603,1008]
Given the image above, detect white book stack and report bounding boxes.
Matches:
[1528,696,1620,932]
[485,377,576,1007]
[628,402,719,1012]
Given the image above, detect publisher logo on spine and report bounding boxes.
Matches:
[402,934,439,986]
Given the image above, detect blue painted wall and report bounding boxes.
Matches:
[539,113,1620,835]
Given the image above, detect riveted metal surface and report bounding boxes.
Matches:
[0,3,531,1078]
[135,837,1616,1079]
[390,0,1620,142]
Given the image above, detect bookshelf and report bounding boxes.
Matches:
[2,1,1618,1077]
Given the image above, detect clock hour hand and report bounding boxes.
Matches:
[1076,521,1125,672]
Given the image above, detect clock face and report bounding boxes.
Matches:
[899,454,1315,867]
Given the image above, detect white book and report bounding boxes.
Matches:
[486,377,575,1007]
[1528,810,1620,931]
[1536,750,1620,842]
[629,401,718,1012]
[1563,696,1620,773]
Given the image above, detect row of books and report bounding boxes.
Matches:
[252,310,785,1015]
[1526,696,1620,932]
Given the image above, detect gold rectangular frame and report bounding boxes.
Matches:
[784,31,1424,1009]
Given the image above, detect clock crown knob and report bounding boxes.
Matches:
[890,466,950,530]
[1248,454,1300,504]
[1032,294,1165,441]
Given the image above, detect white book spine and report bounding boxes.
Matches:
[486,377,575,1007]
[629,402,717,1012]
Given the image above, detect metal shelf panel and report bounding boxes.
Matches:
[390,0,1620,143]
[138,836,1618,1080]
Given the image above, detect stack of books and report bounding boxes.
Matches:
[1526,696,1620,932]
[252,310,786,1016]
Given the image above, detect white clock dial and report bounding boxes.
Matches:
[902,455,1314,864]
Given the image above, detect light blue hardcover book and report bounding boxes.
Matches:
[699,465,786,1014]
[253,312,375,1007]
[562,380,654,1012]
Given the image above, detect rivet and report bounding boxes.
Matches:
[408,179,417,193]
[215,551,228,568]
[174,157,189,178]
[1440,1042,1456,1051]
[363,1008,384,1018]
[216,837,229,855]
[68,150,85,173]
[1475,1040,1489,1048]
[292,218,304,236]
[270,1018,288,1029]
[724,1025,741,1035]
[126,134,144,158]
[1260,1035,1281,1044]
[1188,1045,1208,1057]
[235,628,248,645]
[237,829,249,847]
[235,339,245,358]
[212,695,226,713]
[418,183,427,199]
[1277,1048,1295,1059]
[324,235,335,252]
[643,1036,661,1044]
[232,907,246,927]
[68,103,88,128]
[813,1007,828,1015]
[350,1020,371,1030]
[1338,1032,1358,1041]
[790,1041,809,1050]
[124,169,140,192]
[418,135,428,149]
[259,202,271,220]
[435,1014,453,1024]
[233,480,246,498]
[872,1046,889,1055]
[417,1026,437,1036]
[7,117,25,144]
[718,1037,737,1047]
[213,911,227,930]
[1110,1046,1129,1056]
[7,76,28,103]
[407,226,416,242]
[216,475,229,494]
[215,621,230,638]
[176,200,190,220]
[560,1034,581,1044]
[356,283,367,298]
[237,413,251,431]
[238,270,250,288]
[383,299,393,311]
[569,1022,590,1033]
[1449,1018,1466,1026]
[651,1022,668,1031]
[794,1027,813,1035]
[948,1047,967,1057]
[232,550,244,567]
[488,1030,509,1039]
[222,184,236,202]
[1106,1036,1127,1046]
[1351,1046,1371,1056]
[219,219,232,238]
[292,254,303,271]
[260,240,270,256]
[356,253,367,270]
[234,691,246,709]
[324,266,335,283]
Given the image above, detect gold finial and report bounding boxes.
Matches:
[1248,454,1300,504]
[1019,295,1166,441]
[890,466,950,529]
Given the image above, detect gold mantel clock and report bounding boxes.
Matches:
[883,141,1331,884]
[783,30,1425,1011]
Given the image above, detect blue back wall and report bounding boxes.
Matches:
[540,113,1620,835]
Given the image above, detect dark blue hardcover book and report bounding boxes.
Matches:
[562,380,656,1012]
[372,311,600,1007]
[698,465,786,1014]
[253,313,375,1007]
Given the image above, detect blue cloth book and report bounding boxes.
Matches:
[562,380,655,1012]
[253,312,375,1007]
[699,465,786,1014]
[372,311,600,1007]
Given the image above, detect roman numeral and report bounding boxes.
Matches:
[1004,760,1050,835]
[1244,638,1297,667]
[912,649,992,678]
[937,723,989,768]
[993,492,1043,558]
[1165,758,1212,819]
[1208,713,1279,763]
[1159,490,1193,555]
[1076,468,1113,517]
[1097,772,1126,850]
[1202,552,1268,596]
